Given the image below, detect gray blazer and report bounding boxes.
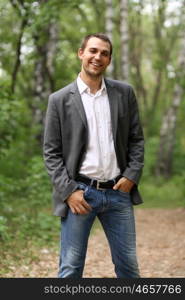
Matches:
[43,78,144,216]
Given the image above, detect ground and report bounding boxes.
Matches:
[6,208,185,278]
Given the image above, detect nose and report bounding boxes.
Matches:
[94,52,101,60]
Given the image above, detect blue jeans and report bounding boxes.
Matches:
[58,183,140,278]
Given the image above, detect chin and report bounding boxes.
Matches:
[91,73,102,78]
[86,71,102,77]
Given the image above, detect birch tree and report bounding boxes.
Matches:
[146,0,181,130]
[155,2,185,178]
[120,0,129,81]
[105,0,114,78]
[129,0,148,113]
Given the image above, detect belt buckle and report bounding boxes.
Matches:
[96,180,105,190]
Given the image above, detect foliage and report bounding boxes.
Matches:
[139,135,185,208]
[0,82,25,156]
[0,156,54,240]
[0,155,59,275]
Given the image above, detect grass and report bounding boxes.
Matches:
[139,175,185,208]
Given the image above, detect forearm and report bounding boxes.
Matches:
[43,95,78,200]
[123,87,144,185]
[44,148,78,199]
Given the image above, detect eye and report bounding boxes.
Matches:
[89,48,96,53]
[102,51,109,57]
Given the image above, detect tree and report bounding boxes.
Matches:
[105,0,114,78]
[120,0,129,81]
[9,0,30,93]
[32,0,59,141]
[128,0,148,113]
[155,1,185,178]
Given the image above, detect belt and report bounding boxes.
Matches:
[76,174,122,190]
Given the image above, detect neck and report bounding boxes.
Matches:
[80,71,102,94]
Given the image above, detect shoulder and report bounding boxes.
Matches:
[105,78,134,92]
[49,81,76,101]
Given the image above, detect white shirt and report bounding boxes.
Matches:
[77,75,120,181]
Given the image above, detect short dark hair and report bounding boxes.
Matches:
[80,33,113,56]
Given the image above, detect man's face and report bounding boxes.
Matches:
[78,37,111,78]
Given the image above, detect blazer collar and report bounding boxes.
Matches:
[105,79,120,142]
[69,79,120,141]
[70,81,88,128]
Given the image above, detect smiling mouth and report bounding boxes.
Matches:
[90,62,102,68]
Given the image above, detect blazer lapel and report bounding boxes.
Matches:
[105,79,119,143]
[69,79,120,142]
[70,81,88,128]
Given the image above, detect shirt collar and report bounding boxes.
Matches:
[77,74,106,96]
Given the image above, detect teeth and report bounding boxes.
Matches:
[92,63,101,67]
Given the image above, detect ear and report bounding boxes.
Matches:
[78,48,84,60]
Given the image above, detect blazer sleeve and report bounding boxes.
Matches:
[43,94,78,201]
[122,86,144,185]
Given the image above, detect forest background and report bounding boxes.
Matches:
[0,0,185,276]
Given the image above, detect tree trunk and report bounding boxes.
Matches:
[120,0,129,81]
[33,20,58,143]
[10,0,29,93]
[105,0,114,78]
[129,0,148,113]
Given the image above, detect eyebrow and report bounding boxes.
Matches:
[89,47,110,54]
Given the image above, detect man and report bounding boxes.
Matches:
[43,33,144,278]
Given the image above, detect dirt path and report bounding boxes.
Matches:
[6,208,185,278]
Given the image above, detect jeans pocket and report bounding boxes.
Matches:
[116,189,130,197]
[77,182,89,196]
